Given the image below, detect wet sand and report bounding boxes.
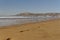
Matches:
[0,18,60,40]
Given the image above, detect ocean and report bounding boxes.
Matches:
[0,16,59,26]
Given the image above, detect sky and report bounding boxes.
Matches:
[0,0,60,15]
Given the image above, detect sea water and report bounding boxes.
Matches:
[0,16,59,26]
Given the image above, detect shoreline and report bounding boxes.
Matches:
[0,18,60,28]
[0,15,60,26]
[0,19,60,40]
[0,18,60,40]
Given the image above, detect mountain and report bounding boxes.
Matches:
[16,12,60,16]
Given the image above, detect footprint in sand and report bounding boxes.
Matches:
[6,38,11,40]
[20,29,30,32]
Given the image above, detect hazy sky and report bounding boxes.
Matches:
[0,0,60,15]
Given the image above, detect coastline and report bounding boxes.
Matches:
[0,18,59,28]
[0,18,60,40]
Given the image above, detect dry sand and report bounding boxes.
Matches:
[0,19,60,40]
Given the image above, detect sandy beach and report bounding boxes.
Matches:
[0,19,60,40]
[1,0,60,40]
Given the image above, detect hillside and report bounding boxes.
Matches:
[16,12,60,16]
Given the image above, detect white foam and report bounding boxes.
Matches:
[0,16,60,26]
